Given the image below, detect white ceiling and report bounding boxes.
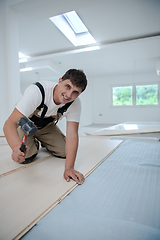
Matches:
[11,0,160,83]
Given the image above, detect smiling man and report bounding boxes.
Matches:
[3,69,87,184]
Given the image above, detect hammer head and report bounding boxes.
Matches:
[18,116,38,137]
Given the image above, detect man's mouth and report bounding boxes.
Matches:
[62,94,71,101]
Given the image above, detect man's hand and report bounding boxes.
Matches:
[12,145,29,163]
[64,168,85,185]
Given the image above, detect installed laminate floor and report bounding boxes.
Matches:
[0,137,122,240]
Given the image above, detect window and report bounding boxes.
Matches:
[112,86,132,106]
[136,84,158,105]
[111,83,159,107]
[49,11,96,46]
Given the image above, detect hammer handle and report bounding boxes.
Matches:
[20,134,27,153]
[20,143,26,153]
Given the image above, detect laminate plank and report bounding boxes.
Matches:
[86,127,160,136]
[0,145,52,177]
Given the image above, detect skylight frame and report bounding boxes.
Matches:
[49,11,96,47]
[63,11,88,34]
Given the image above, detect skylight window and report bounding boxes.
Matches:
[63,11,88,34]
[49,11,96,46]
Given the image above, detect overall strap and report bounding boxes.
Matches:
[57,101,73,115]
[34,82,48,119]
[55,101,73,125]
[34,82,74,125]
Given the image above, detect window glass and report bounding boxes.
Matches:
[112,86,132,106]
[136,84,158,105]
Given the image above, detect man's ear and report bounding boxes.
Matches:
[58,78,62,84]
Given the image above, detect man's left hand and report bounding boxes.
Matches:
[64,168,85,185]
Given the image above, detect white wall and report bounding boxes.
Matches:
[79,78,93,127]
[0,0,22,136]
[92,72,160,125]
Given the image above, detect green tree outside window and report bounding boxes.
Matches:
[112,86,132,106]
[136,85,158,105]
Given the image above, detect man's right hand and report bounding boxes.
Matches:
[12,145,28,163]
[3,108,28,163]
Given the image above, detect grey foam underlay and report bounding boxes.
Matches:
[22,139,160,240]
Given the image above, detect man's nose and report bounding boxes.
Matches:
[67,90,72,98]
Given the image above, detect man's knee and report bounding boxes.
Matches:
[49,147,66,159]
[55,153,66,159]
[24,139,39,161]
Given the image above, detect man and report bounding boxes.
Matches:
[3,69,87,185]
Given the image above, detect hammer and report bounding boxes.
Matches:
[18,116,38,153]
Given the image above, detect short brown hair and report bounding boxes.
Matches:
[62,69,87,92]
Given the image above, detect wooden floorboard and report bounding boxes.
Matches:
[86,127,160,136]
[0,145,52,177]
[0,137,123,240]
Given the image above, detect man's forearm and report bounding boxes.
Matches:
[3,120,21,150]
[64,135,85,184]
[63,121,84,184]
[3,108,25,151]
[65,134,78,170]
[3,108,28,163]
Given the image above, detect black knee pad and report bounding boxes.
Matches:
[20,153,38,164]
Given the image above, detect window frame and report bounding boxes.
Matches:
[111,84,133,108]
[111,82,160,108]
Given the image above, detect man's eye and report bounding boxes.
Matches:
[66,85,70,89]
[73,91,79,95]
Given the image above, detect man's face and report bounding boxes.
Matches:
[56,78,82,104]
